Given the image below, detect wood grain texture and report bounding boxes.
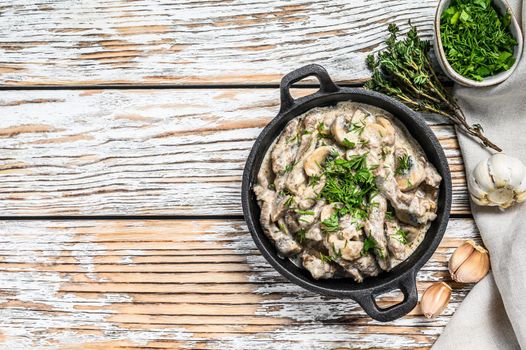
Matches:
[0,88,468,216]
[0,218,480,349]
[0,0,437,86]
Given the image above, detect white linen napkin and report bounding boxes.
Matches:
[432,0,526,349]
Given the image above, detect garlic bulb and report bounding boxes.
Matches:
[468,153,526,209]
[449,240,490,283]
[420,282,452,319]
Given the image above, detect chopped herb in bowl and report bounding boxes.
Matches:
[440,0,518,81]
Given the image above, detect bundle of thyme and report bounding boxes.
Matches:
[364,23,501,152]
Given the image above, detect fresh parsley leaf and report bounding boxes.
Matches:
[283,163,294,174]
[296,229,306,243]
[319,253,335,264]
[349,119,366,135]
[331,243,343,260]
[362,236,385,258]
[395,153,411,176]
[320,153,377,220]
[440,0,518,81]
[362,236,377,256]
[342,138,356,149]
[321,212,339,232]
[308,175,321,187]
[295,209,315,215]
[392,228,408,244]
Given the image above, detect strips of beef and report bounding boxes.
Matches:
[253,102,441,282]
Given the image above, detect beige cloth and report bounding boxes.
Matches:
[432,1,526,349]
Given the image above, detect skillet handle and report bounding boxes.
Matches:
[279,64,339,114]
[355,271,418,322]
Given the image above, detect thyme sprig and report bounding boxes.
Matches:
[365,23,501,152]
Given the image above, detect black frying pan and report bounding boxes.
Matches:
[241,64,452,322]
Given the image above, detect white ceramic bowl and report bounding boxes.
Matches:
[434,0,523,87]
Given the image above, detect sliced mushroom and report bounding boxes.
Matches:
[361,116,396,148]
[331,115,359,146]
[303,146,333,177]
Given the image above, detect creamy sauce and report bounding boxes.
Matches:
[253,102,441,282]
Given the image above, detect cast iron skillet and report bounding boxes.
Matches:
[241,64,452,322]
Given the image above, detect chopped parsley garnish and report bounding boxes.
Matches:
[284,196,294,208]
[331,243,343,260]
[342,138,356,149]
[321,212,339,232]
[392,228,408,244]
[319,252,339,263]
[320,153,377,220]
[319,253,332,263]
[278,188,292,196]
[362,236,377,256]
[395,153,411,175]
[385,210,394,220]
[381,146,391,160]
[295,209,315,215]
[286,134,299,144]
[349,119,366,135]
[308,175,321,187]
[283,163,294,174]
[360,139,370,147]
[362,236,385,259]
[317,122,332,139]
[296,228,306,243]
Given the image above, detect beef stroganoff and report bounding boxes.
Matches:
[253,102,441,282]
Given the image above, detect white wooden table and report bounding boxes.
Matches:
[0,1,478,349]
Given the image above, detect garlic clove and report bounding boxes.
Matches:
[468,174,488,200]
[488,153,511,188]
[471,195,490,206]
[517,190,526,203]
[502,155,525,187]
[448,240,475,275]
[420,282,452,319]
[472,158,494,192]
[469,153,526,209]
[486,187,515,207]
[449,241,490,283]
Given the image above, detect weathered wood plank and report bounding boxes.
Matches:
[0,0,438,86]
[0,88,469,216]
[0,218,479,349]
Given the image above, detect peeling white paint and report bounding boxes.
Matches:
[0,0,437,85]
